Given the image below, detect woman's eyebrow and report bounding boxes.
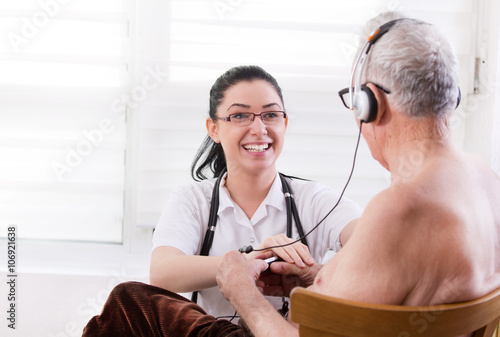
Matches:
[226,103,251,111]
[262,103,281,109]
[226,102,281,111]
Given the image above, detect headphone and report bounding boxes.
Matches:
[348,18,461,123]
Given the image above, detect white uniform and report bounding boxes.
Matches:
[152,172,362,319]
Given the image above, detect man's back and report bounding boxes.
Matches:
[399,147,500,305]
[311,145,500,309]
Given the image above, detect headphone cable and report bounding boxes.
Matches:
[240,121,364,254]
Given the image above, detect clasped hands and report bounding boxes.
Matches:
[216,234,321,301]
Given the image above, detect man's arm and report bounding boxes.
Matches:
[216,251,300,337]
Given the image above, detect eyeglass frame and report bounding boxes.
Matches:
[212,111,287,125]
[338,83,391,110]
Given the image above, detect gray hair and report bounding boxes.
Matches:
[360,12,460,120]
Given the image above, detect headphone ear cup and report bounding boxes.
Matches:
[354,85,378,123]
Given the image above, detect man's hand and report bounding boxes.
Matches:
[216,250,268,301]
[216,251,301,337]
[257,261,322,298]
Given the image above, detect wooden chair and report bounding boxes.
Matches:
[290,287,500,337]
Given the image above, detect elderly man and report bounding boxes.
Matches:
[216,12,500,337]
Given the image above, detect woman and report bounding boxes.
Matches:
[149,65,361,319]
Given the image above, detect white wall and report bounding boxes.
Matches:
[461,0,500,166]
[0,240,150,337]
[486,0,500,175]
[1,271,147,337]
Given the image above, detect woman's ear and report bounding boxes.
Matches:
[206,117,221,143]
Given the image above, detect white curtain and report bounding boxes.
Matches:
[0,0,128,242]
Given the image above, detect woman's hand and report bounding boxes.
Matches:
[245,234,315,268]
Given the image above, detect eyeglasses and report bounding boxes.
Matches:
[213,111,287,126]
[338,83,391,109]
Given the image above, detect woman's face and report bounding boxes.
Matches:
[207,80,288,177]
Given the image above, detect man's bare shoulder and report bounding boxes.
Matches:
[314,186,428,303]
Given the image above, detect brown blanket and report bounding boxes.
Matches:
[82,281,245,336]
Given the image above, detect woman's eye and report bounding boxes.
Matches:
[232,113,250,120]
[264,112,278,118]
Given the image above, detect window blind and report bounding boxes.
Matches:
[0,0,129,242]
[135,0,478,228]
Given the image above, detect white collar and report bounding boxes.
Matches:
[217,171,286,216]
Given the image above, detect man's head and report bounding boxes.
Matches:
[339,12,462,170]
[356,12,460,122]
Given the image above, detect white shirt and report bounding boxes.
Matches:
[152,172,362,319]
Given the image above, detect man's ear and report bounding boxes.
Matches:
[206,117,221,143]
[367,83,388,125]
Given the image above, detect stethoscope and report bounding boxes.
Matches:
[191,171,308,303]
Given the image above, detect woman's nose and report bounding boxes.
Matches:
[249,115,268,135]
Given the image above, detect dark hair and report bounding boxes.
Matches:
[190,65,284,181]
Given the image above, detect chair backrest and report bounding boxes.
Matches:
[290,287,500,337]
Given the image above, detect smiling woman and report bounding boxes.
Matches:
[148,65,362,320]
[206,78,288,181]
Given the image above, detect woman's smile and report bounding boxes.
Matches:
[242,143,271,153]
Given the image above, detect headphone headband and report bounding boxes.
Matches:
[348,20,407,119]
[348,18,460,122]
[353,18,424,98]
[365,19,399,52]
